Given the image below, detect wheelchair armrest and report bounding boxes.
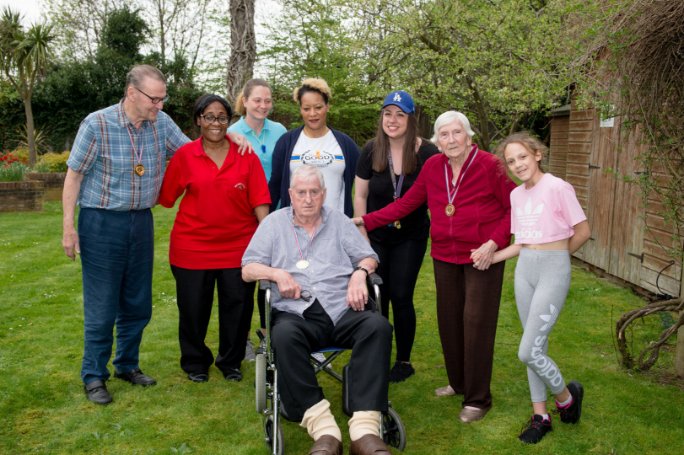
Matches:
[259,279,272,291]
[368,273,383,287]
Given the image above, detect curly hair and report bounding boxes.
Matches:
[293,78,332,105]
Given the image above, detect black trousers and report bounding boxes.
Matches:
[271,300,393,422]
[372,237,428,362]
[171,265,255,375]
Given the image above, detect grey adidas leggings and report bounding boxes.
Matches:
[515,248,571,403]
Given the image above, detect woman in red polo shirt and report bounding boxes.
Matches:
[159,94,271,383]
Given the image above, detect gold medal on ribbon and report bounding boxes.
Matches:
[296,259,310,270]
[134,164,145,176]
[393,220,402,229]
[445,204,455,216]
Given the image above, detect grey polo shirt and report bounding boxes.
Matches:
[242,206,378,325]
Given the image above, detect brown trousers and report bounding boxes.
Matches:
[433,259,505,410]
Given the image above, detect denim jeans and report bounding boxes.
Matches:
[78,208,154,384]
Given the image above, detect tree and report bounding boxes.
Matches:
[226,0,256,105]
[264,0,586,150]
[0,7,55,166]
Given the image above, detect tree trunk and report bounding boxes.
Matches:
[226,0,256,106]
[23,94,37,167]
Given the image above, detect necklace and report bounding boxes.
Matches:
[126,126,145,176]
[443,146,478,216]
[291,218,319,270]
[387,151,405,229]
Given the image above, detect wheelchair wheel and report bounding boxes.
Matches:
[382,406,406,451]
[255,353,267,413]
[264,415,284,455]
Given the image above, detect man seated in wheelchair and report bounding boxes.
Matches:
[242,165,393,455]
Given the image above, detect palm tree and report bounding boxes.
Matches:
[0,7,54,166]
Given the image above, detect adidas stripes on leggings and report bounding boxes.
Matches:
[515,248,571,403]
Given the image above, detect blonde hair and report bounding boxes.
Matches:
[234,78,272,116]
[495,131,547,171]
[293,78,332,104]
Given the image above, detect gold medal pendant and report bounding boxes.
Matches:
[134,164,145,177]
[445,204,455,216]
[393,220,402,229]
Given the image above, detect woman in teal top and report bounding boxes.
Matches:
[228,79,286,354]
[228,79,287,181]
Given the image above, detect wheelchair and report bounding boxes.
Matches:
[255,275,407,455]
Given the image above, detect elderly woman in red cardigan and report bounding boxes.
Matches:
[353,110,515,423]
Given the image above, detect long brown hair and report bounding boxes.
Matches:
[371,111,419,174]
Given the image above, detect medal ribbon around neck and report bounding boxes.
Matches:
[291,219,318,270]
[387,152,405,228]
[126,125,145,176]
[443,147,478,215]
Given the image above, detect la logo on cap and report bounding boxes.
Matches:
[393,92,402,102]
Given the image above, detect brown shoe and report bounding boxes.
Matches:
[350,434,391,455]
[459,406,489,423]
[434,384,456,397]
[309,435,342,455]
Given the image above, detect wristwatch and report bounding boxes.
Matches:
[353,266,370,277]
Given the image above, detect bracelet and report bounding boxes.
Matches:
[353,266,370,277]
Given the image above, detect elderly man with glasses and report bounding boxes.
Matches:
[62,65,250,405]
[242,165,393,455]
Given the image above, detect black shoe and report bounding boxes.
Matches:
[389,361,415,383]
[558,380,584,424]
[84,379,113,405]
[114,368,157,386]
[223,368,242,382]
[519,414,552,444]
[187,372,209,383]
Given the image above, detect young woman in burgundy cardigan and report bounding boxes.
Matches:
[354,110,516,423]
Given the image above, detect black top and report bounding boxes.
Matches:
[356,139,439,245]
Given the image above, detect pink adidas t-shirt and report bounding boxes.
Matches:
[510,173,587,244]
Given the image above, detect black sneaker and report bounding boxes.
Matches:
[223,368,242,382]
[389,361,415,383]
[558,380,584,424]
[518,414,552,444]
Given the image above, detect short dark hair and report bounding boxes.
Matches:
[193,94,233,124]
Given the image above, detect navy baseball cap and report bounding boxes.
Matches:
[382,90,415,114]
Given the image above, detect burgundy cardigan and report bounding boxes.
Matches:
[363,145,515,264]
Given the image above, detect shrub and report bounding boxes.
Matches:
[34,151,70,172]
[0,161,29,181]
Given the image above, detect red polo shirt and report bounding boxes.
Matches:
[159,136,271,269]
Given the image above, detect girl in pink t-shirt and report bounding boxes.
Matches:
[483,132,590,444]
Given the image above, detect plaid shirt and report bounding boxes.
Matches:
[67,101,190,210]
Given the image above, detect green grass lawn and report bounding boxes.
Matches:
[1,201,682,454]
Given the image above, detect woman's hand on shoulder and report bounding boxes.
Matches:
[228,132,253,155]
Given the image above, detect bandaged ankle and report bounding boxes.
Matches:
[300,399,342,442]
[348,410,381,441]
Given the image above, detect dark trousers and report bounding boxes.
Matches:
[78,208,154,384]
[171,266,255,375]
[372,237,428,362]
[271,300,392,422]
[433,259,505,410]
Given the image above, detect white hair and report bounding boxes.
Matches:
[431,111,475,143]
[290,165,326,189]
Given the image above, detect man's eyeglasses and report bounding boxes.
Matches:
[135,87,169,105]
[200,114,230,125]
